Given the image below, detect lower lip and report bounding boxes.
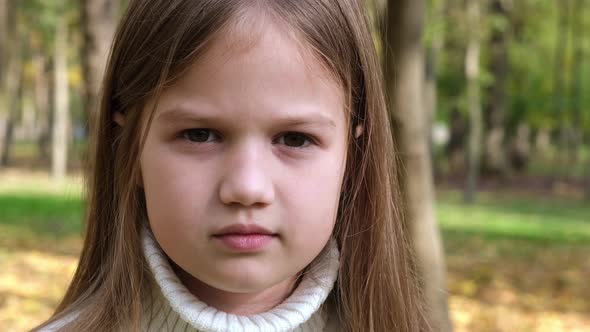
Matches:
[213,234,276,251]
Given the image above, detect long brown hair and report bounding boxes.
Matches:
[36,0,430,331]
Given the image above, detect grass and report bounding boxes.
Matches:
[0,171,589,331]
[0,194,83,236]
[437,190,590,245]
[0,173,84,256]
[0,178,84,231]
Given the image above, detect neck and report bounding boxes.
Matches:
[172,261,300,315]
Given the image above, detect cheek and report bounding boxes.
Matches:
[140,142,214,230]
[281,148,347,236]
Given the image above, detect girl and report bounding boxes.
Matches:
[36,0,430,331]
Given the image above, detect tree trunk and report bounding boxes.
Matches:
[569,0,585,168]
[553,0,570,176]
[0,0,9,164]
[0,0,6,72]
[0,0,19,167]
[446,108,467,175]
[52,19,69,180]
[463,0,483,203]
[1,49,22,166]
[0,0,6,73]
[508,122,531,172]
[81,0,117,138]
[534,127,552,163]
[484,0,509,175]
[34,51,51,161]
[19,84,36,142]
[384,1,452,330]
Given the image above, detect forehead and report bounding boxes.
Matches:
[152,11,347,126]
[197,7,340,89]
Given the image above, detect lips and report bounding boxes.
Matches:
[213,224,276,236]
[212,224,278,251]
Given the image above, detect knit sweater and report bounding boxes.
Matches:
[41,230,341,332]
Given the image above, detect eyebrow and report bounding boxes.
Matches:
[157,107,337,128]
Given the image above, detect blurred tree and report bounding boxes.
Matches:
[431,0,590,180]
[383,0,452,330]
[506,0,556,169]
[438,1,468,174]
[446,108,467,173]
[0,0,8,167]
[31,39,52,161]
[425,0,446,176]
[81,0,117,138]
[0,0,7,164]
[483,0,510,175]
[569,0,585,167]
[0,33,23,166]
[553,0,571,175]
[17,0,80,177]
[52,14,69,180]
[464,0,482,203]
[0,0,22,167]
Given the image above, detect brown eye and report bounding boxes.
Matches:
[183,129,217,143]
[281,132,311,148]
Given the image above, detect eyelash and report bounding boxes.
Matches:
[179,129,317,149]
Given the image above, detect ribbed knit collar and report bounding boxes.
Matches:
[142,228,340,332]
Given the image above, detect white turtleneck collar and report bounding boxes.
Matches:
[141,228,340,332]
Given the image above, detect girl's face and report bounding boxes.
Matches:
[140,17,347,310]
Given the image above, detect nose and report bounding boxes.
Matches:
[218,143,275,207]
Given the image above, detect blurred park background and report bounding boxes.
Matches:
[0,0,589,331]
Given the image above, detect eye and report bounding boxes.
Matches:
[276,132,314,148]
[181,129,219,143]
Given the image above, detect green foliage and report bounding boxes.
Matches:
[19,0,79,49]
[429,0,590,137]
